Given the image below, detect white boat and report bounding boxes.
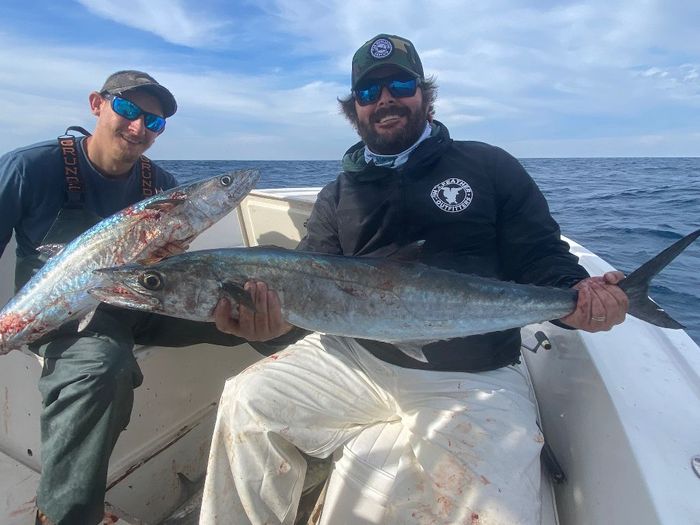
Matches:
[1,188,699,525]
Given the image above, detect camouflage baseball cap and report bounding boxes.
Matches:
[351,34,424,89]
[100,70,177,118]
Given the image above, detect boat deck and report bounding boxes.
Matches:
[1,188,699,524]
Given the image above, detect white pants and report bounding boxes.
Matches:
[199,333,543,525]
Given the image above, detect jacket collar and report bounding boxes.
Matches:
[341,120,452,179]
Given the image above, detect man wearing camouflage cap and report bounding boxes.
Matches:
[201,34,628,524]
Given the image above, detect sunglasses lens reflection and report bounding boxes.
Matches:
[113,97,140,119]
[110,96,166,133]
[144,114,166,132]
[355,78,418,106]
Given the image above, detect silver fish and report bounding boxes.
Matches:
[89,229,699,357]
[0,170,259,353]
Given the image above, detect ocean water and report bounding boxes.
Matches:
[159,157,700,345]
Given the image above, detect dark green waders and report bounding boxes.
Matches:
[32,307,246,525]
[34,308,143,525]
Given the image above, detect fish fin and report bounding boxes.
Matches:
[221,281,256,312]
[393,342,429,363]
[145,197,187,211]
[180,233,197,245]
[36,243,66,259]
[77,308,98,332]
[136,236,195,266]
[367,240,425,261]
[619,228,700,328]
[389,240,425,261]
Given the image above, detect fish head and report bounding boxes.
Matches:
[116,169,259,261]
[90,256,222,321]
[170,169,260,224]
[133,169,259,243]
[90,266,165,312]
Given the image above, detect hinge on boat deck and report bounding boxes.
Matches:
[160,473,205,524]
[541,442,566,484]
[536,419,566,485]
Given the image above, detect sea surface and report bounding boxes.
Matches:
[159,157,700,345]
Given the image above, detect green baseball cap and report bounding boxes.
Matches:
[351,34,424,89]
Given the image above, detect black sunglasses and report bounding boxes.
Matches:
[102,94,167,133]
[353,76,420,106]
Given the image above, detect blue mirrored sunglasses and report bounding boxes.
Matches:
[103,94,167,133]
[353,77,420,106]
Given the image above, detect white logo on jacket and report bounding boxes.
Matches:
[430,178,473,213]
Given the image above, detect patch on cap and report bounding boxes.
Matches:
[369,38,394,59]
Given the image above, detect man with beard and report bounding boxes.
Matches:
[0,70,242,525]
[200,34,628,524]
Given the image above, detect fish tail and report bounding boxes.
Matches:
[619,228,700,328]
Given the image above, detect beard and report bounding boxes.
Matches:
[357,103,428,155]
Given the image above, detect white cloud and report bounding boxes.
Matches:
[437,95,519,123]
[0,1,698,158]
[635,64,700,103]
[76,0,230,47]
[0,28,356,159]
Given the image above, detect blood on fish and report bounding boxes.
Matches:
[110,286,134,297]
[0,313,34,335]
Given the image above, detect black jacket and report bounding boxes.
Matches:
[292,121,588,371]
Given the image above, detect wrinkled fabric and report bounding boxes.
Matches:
[199,333,542,525]
[35,307,142,525]
[33,305,245,525]
[363,122,432,168]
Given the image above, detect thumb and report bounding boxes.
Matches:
[603,271,625,285]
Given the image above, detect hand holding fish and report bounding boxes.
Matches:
[214,280,293,341]
[560,271,629,332]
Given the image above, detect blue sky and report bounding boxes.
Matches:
[0,0,698,160]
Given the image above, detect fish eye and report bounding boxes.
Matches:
[139,271,164,291]
[220,175,232,186]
